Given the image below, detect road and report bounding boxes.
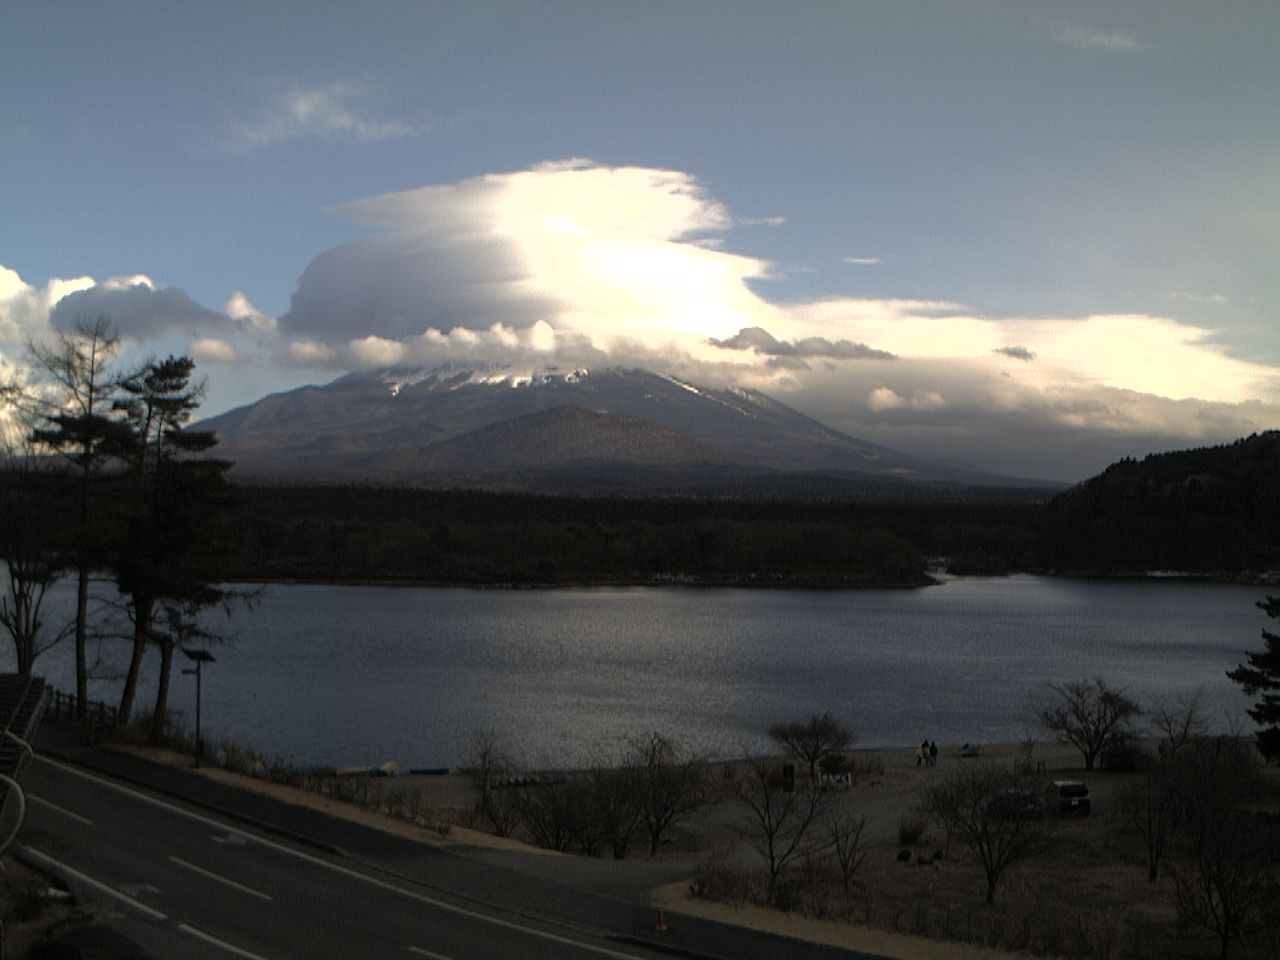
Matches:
[20,756,677,960]
[18,753,873,960]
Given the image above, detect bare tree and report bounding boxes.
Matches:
[918,763,1048,905]
[768,712,854,781]
[1119,753,1181,881]
[466,728,506,817]
[826,799,870,894]
[1168,736,1276,959]
[0,413,71,675]
[735,754,828,903]
[1148,690,1208,759]
[517,775,581,852]
[463,729,523,837]
[629,732,707,856]
[1032,677,1141,771]
[587,760,644,859]
[918,773,963,859]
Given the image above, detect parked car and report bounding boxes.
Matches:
[1045,779,1091,816]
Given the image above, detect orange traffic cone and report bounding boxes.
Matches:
[656,907,668,932]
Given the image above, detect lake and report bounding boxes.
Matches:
[15,575,1272,769]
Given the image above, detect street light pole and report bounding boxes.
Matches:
[181,648,216,766]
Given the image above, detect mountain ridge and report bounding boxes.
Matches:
[196,366,1046,491]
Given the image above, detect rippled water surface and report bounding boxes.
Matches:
[23,576,1270,767]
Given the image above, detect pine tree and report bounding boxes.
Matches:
[112,356,231,740]
[25,317,128,714]
[1227,596,1280,762]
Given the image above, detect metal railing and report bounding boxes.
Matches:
[46,689,118,731]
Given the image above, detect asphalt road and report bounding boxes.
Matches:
[18,753,877,960]
[21,756,679,960]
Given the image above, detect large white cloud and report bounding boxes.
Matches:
[270,161,1279,478]
[280,160,780,358]
[0,266,94,343]
[7,160,1278,481]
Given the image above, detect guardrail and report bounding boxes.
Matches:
[0,674,52,854]
[46,689,118,731]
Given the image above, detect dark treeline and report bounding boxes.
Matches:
[210,431,1280,587]
[1041,432,1280,577]
[212,484,1047,587]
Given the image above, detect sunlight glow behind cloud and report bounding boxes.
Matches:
[3,161,1277,481]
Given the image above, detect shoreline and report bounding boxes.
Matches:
[222,567,1278,592]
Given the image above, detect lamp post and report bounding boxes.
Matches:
[181,648,215,766]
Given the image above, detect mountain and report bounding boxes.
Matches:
[196,366,1036,492]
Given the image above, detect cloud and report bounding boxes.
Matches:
[226,291,275,332]
[50,277,228,341]
[0,266,93,343]
[280,161,769,356]
[843,256,883,266]
[867,387,947,413]
[288,340,335,364]
[739,215,786,227]
[995,345,1036,361]
[11,159,1278,482]
[269,164,1277,478]
[708,325,895,363]
[230,83,416,150]
[1050,22,1143,52]
[1171,290,1230,305]
[189,338,237,363]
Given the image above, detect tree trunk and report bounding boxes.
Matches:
[149,636,173,745]
[75,565,89,719]
[118,600,152,723]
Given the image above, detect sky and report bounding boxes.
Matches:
[2,1,1277,482]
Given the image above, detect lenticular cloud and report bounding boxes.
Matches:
[278,161,782,359]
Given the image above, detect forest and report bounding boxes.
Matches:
[205,431,1279,588]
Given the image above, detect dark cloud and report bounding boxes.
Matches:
[278,232,563,345]
[994,345,1036,361]
[51,282,227,340]
[708,325,895,362]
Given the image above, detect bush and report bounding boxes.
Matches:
[690,858,756,904]
[897,814,928,846]
[854,754,885,779]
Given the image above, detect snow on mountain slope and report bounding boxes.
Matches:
[197,366,1001,487]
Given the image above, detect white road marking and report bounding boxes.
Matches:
[18,846,168,922]
[212,832,249,845]
[29,794,95,826]
[36,756,645,960]
[408,948,457,960]
[168,856,274,901]
[180,923,275,960]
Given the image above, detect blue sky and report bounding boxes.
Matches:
[3,1,1277,481]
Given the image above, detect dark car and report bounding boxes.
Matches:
[1045,779,1091,816]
